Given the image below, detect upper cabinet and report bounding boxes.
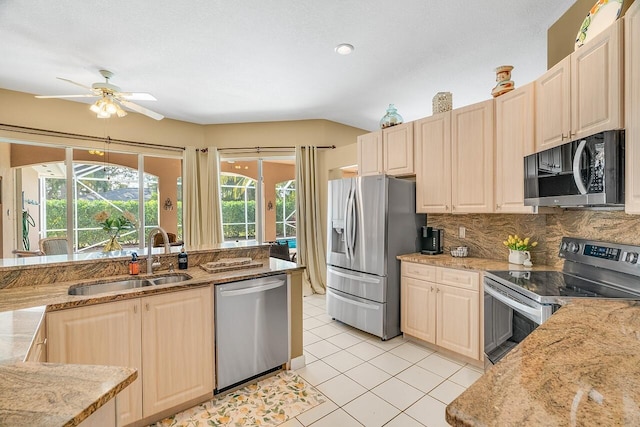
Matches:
[415,99,494,214]
[535,19,623,152]
[415,112,451,213]
[357,130,383,176]
[357,122,414,177]
[451,99,495,213]
[494,83,536,214]
[626,1,640,213]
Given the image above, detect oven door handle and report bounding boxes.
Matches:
[484,283,542,324]
[572,139,589,195]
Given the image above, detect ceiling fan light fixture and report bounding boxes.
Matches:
[335,43,354,55]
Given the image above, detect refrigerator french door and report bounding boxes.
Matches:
[326,175,421,340]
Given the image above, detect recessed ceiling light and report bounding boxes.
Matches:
[335,43,354,55]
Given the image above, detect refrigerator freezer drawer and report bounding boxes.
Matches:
[327,265,387,303]
[327,287,386,339]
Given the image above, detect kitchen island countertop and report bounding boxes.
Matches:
[446,299,640,426]
[0,362,137,426]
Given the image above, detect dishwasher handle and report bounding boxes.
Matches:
[219,280,285,297]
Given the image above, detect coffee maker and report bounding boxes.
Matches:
[420,226,443,255]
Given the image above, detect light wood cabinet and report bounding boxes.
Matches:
[494,83,536,214]
[25,316,47,362]
[401,263,480,360]
[142,287,214,417]
[625,1,640,213]
[47,287,214,425]
[415,99,494,214]
[451,99,495,213]
[535,19,623,152]
[415,112,451,213]
[47,299,143,426]
[357,122,414,177]
[383,122,414,176]
[357,130,383,176]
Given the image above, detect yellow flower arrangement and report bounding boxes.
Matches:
[503,235,538,251]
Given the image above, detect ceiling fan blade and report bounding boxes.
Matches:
[57,77,93,91]
[35,94,98,99]
[118,99,164,120]
[118,92,157,101]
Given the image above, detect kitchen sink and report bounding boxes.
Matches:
[148,274,192,286]
[68,273,192,296]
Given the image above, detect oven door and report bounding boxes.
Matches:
[483,278,553,367]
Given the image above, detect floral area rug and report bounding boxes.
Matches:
[153,370,325,427]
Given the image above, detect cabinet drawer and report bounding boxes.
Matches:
[402,262,437,281]
[436,267,479,291]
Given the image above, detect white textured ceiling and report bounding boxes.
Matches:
[0,0,574,131]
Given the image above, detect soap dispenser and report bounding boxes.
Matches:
[178,246,188,270]
[129,252,140,275]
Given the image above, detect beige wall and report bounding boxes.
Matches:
[548,0,635,68]
[0,88,365,254]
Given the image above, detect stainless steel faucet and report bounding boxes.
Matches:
[147,227,170,274]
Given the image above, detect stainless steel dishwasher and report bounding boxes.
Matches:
[214,274,289,392]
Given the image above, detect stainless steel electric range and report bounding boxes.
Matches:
[484,237,640,366]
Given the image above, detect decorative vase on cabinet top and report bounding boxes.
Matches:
[380,104,403,129]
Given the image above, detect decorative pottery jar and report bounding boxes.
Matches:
[491,65,515,98]
[508,249,531,265]
[432,92,453,114]
[380,104,403,129]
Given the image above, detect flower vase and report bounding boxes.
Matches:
[104,236,122,252]
[508,249,531,265]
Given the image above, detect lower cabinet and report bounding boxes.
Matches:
[401,263,480,360]
[47,286,214,426]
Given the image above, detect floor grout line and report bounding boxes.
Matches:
[294,294,483,427]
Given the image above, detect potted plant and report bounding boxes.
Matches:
[503,235,537,265]
[95,210,137,252]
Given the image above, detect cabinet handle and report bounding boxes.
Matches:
[436,287,440,293]
[431,286,434,292]
[146,303,150,311]
[496,204,501,210]
[36,338,47,347]
[134,305,138,314]
[562,134,568,140]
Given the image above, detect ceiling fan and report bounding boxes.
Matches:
[35,70,164,120]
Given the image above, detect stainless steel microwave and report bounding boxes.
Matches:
[524,130,624,208]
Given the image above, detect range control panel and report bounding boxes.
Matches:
[559,238,640,274]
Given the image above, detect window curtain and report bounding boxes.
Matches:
[183,147,224,248]
[295,146,326,295]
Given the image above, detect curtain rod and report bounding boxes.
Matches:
[213,145,336,154]
[0,123,185,152]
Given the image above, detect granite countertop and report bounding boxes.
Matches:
[446,299,640,426]
[0,362,137,426]
[397,253,560,272]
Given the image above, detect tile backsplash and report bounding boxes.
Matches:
[427,210,640,268]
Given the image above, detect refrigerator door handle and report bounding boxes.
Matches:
[343,188,351,259]
[345,188,355,260]
[349,188,357,260]
[327,266,380,283]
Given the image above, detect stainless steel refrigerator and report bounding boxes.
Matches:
[326,175,422,340]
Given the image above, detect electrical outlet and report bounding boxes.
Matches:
[458,226,466,239]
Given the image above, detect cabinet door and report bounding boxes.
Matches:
[626,0,640,213]
[451,100,494,213]
[572,19,623,139]
[494,83,536,214]
[47,300,142,426]
[436,284,480,360]
[401,276,436,343]
[142,287,214,417]
[357,131,383,176]
[383,122,414,176]
[414,113,452,213]
[535,56,571,152]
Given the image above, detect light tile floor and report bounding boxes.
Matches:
[288,293,484,427]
